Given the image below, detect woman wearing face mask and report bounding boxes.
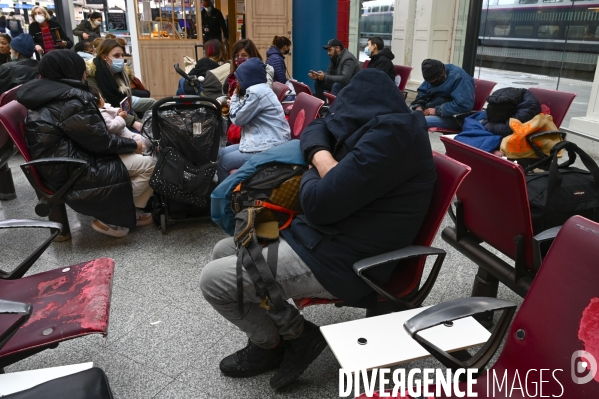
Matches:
[86,39,156,128]
[28,6,72,58]
[17,50,155,238]
[0,34,11,66]
[266,35,291,84]
[226,39,274,98]
[73,12,103,44]
[0,34,38,94]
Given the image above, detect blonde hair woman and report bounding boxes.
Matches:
[27,6,72,57]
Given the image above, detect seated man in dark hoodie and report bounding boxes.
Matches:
[365,36,395,82]
[475,87,541,136]
[199,69,436,389]
[0,34,38,94]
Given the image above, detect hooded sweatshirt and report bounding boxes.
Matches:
[229,58,290,152]
[367,47,396,81]
[281,68,437,304]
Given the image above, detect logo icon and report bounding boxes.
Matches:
[571,350,598,384]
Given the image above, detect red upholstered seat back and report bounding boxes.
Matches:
[441,136,536,271]
[0,85,20,107]
[362,60,369,69]
[528,87,576,128]
[0,258,115,359]
[323,92,336,105]
[393,65,413,92]
[272,82,289,103]
[383,152,470,297]
[473,78,497,111]
[289,79,313,97]
[288,93,324,140]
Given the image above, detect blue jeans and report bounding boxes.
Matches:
[425,115,462,130]
[314,80,345,101]
[216,145,256,182]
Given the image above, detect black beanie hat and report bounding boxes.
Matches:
[422,59,445,82]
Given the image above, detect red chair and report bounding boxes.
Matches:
[440,136,564,325]
[0,219,114,371]
[361,215,599,398]
[0,101,89,241]
[289,79,313,96]
[428,78,497,135]
[0,86,20,201]
[288,93,324,140]
[528,87,576,129]
[362,60,370,69]
[294,152,471,315]
[323,92,336,105]
[394,64,413,93]
[272,81,289,103]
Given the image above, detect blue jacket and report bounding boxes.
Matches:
[454,112,503,152]
[411,64,474,117]
[282,69,436,304]
[231,58,291,152]
[266,46,287,84]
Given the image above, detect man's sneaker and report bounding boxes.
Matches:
[91,220,129,238]
[270,321,327,389]
[136,209,153,226]
[219,339,285,378]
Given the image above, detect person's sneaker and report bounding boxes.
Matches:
[269,321,327,389]
[91,220,129,238]
[219,339,285,378]
[136,209,153,226]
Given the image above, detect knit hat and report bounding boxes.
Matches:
[421,59,445,82]
[10,33,34,58]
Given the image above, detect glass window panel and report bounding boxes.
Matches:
[538,25,560,38]
[543,0,564,3]
[519,0,538,4]
[358,0,394,62]
[567,25,589,39]
[497,0,514,5]
[515,25,534,36]
[494,24,511,36]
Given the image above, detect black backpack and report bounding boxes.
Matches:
[525,141,599,234]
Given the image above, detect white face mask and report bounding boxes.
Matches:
[34,15,46,24]
[92,19,101,27]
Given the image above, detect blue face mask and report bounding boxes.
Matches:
[109,57,124,73]
[364,46,371,57]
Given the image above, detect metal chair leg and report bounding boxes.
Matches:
[48,203,71,242]
[0,163,16,200]
[471,267,500,328]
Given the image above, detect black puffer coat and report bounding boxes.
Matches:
[482,87,541,137]
[367,47,395,81]
[281,69,436,304]
[17,78,138,228]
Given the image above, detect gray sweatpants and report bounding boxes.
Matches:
[199,237,335,349]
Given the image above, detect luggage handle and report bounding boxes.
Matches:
[546,141,599,199]
[525,130,567,161]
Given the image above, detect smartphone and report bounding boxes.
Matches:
[119,96,132,114]
[309,70,317,75]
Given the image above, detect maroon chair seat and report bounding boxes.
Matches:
[323,92,336,105]
[288,93,324,140]
[528,87,576,129]
[0,85,21,201]
[295,152,471,314]
[0,85,20,107]
[428,78,497,135]
[0,101,89,241]
[360,215,599,398]
[289,79,312,96]
[272,81,289,103]
[362,60,369,69]
[440,136,563,326]
[394,64,413,93]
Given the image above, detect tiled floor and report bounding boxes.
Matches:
[1,136,536,398]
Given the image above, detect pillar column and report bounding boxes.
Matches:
[391,0,416,67]
[126,0,142,79]
[566,58,599,156]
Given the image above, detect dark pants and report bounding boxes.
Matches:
[314,80,345,101]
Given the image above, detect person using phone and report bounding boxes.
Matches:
[28,6,72,58]
[308,38,360,101]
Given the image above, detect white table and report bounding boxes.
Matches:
[320,307,491,372]
[0,363,93,396]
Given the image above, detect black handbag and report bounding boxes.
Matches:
[4,367,114,399]
[525,141,599,234]
[149,147,215,207]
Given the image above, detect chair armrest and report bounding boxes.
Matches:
[353,246,447,310]
[0,219,62,280]
[532,225,561,271]
[526,131,567,160]
[20,158,89,205]
[404,297,517,375]
[0,299,32,353]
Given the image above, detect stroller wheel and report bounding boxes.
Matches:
[160,214,167,234]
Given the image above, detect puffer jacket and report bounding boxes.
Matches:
[72,19,101,43]
[0,57,39,94]
[478,88,541,137]
[324,48,361,87]
[411,64,474,117]
[230,58,290,152]
[281,69,437,304]
[367,47,395,81]
[266,46,287,83]
[17,78,138,228]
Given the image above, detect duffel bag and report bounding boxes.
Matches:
[149,147,215,207]
[525,141,599,234]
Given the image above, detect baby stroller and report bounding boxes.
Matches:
[175,63,203,95]
[145,95,223,234]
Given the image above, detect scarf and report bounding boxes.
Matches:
[39,50,86,80]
